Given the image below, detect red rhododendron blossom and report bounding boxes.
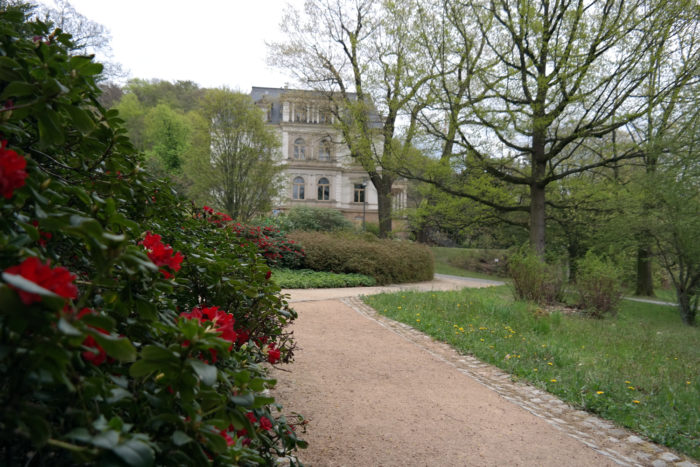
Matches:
[219,429,234,446]
[180,305,237,346]
[3,257,78,304]
[235,328,250,346]
[245,412,257,424]
[0,140,27,199]
[75,308,109,365]
[265,270,272,280]
[267,345,281,365]
[30,220,52,246]
[139,232,184,278]
[259,416,273,431]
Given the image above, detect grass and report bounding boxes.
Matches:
[271,268,376,288]
[363,287,699,459]
[431,246,509,281]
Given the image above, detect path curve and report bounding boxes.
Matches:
[273,278,696,467]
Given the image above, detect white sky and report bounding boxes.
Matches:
[39,0,302,92]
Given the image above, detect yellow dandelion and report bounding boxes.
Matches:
[596,391,604,395]
[625,380,631,384]
[550,379,557,383]
[397,306,402,310]
[628,386,635,390]
[416,313,420,316]
[480,338,485,342]
[687,381,691,385]
[459,327,464,332]
[533,368,538,372]
[416,319,420,323]
[633,400,640,404]
[547,362,553,366]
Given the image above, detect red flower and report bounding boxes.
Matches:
[180,305,237,346]
[3,257,78,304]
[219,429,234,446]
[265,270,272,280]
[245,412,257,424]
[267,346,281,365]
[30,220,52,246]
[235,328,250,346]
[75,308,108,365]
[140,232,184,278]
[0,140,27,199]
[259,416,273,431]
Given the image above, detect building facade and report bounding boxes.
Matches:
[251,86,407,226]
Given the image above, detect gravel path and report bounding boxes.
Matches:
[272,279,697,467]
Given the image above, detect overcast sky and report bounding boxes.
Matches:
[38,0,302,91]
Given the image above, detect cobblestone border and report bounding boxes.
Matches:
[342,296,698,467]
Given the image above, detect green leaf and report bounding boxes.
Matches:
[57,317,82,336]
[0,81,36,99]
[92,430,119,449]
[64,105,95,134]
[107,388,132,404]
[171,430,192,446]
[90,331,136,362]
[189,359,217,386]
[37,108,65,146]
[112,439,155,467]
[142,345,178,362]
[230,393,255,407]
[20,414,50,446]
[129,359,159,378]
[1,272,59,300]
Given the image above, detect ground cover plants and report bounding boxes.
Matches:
[364,287,699,459]
[0,8,304,466]
[271,269,375,289]
[289,231,433,285]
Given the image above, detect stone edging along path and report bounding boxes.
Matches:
[341,296,698,467]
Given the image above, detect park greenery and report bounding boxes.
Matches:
[0,7,305,466]
[271,269,376,289]
[365,287,700,459]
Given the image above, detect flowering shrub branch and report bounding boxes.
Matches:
[0,8,305,466]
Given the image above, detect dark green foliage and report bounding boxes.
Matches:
[574,252,623,317]
[0,9,304,466]
[259,206,354,233]
[272,269,376,288]
[289,231,434,285]
[509,247,565,305]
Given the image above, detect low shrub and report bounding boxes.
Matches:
[257,206,354,233]
[289,231,434,285]
[574,252,623,317]
[228,222,305,269]
[446,249,509,276]
[509,248,565,305]
[272,269,376,288]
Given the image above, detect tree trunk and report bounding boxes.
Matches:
[530,180,546,257]
[635,244,655,296]
[376,184,393,238]
[677,289,696,326]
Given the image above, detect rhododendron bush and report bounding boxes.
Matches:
[0,7,304,466]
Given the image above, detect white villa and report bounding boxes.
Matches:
[251,86,407,225]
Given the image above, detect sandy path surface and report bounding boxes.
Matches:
[271,279,620,466]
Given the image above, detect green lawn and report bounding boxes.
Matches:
[364,287,699,459]
[272,268,375,288]
[431,246,509,281]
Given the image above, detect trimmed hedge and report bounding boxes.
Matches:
[289,232,434,285]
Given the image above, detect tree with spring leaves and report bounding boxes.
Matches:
[186,89,284,221]
[404,0,698,255]
[269,0,433,237]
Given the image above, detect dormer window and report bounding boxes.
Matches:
[293,138,306,160]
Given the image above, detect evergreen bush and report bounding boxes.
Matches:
[0,9,304,465]
[289,232,434,285]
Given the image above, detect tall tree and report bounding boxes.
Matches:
[406,0,697,255]
[186,89,283,221]
[269,0,432,237]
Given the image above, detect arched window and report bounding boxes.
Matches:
[319,138,331,161]
[293,177,305,200]
[317,177,330,201]
[293,138,306,160]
